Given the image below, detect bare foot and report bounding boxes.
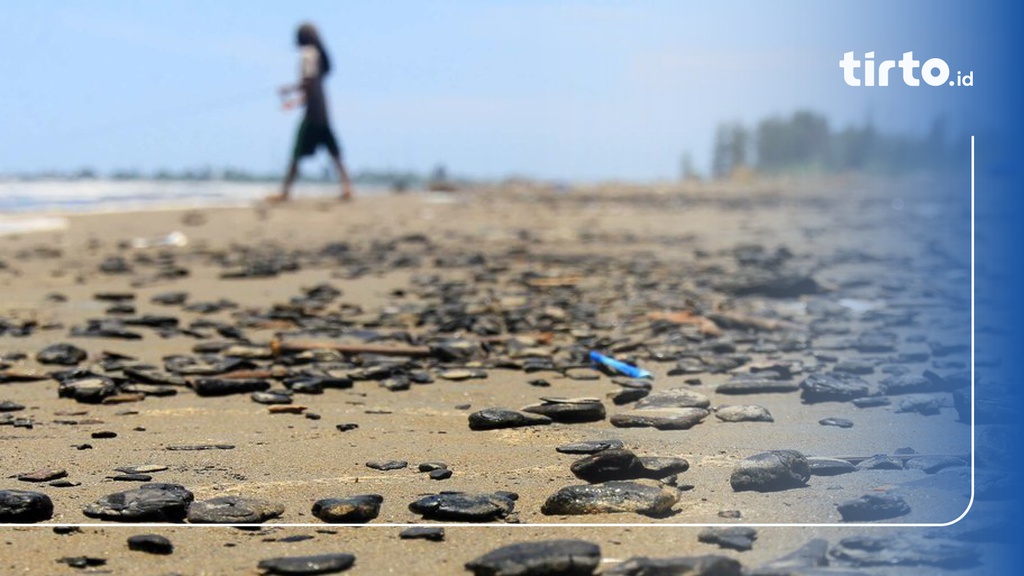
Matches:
[265,193,289,204]
[340,189,354,202]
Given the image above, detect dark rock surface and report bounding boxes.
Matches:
[465,539,601,576]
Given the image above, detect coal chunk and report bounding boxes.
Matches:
[465,539,601,576]
[186,496,284,524]
[469,408,552,430]
[0,489,54,523]
[799,373,870,403]
[312,495,383,523]
[83,483,194,522]
[257,553,356,575]
[730,450,809,492]
[836,493,911,522]
[542,480,679,517]
[127,534,174,554]
[605,554,742,576]
[37,343,87,365]
[408,491,516,522]
[698,527,758,551]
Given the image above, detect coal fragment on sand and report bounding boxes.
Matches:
[186,496,285,524]
[836,493,911,522]
[0,489,54,523]
[542,480,679,517]
[730,450,809,492]
[468,408,552,431]
[408,491,517,522]
[312,495,383,523]
[257,553,356,575]
[698,527,758,551]
[605,554,742,576]
[465,539,601,576]
[127,534,174,554]
[82,483,194,522]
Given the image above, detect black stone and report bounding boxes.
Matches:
[521,399,606,423]
[83,483,194,522]
[556,439,624,454]
[830,534,978,568]
[541,480,679,517]
[468,408,552,430]
[0,489,54,523]
[465,539,601,576]
[257,553,356,575]
[312,495,383,523]
[819,417,854,428]
[127,534,174,554]
[408,491,516,522]
[605,554,742,576]
[366,460,407,471]
[187,496,285,523]
[610,408,708,430]
[698,527,758,551]
[905,456,966,474]
[799,373,870,403]
[399,526,445,541]
[837,493,911,521]
[730,450,809,492]
[193,378,271,396]
[429,469,453,480]
[37,343,88,365]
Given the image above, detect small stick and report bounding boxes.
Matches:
[270,337,432,357]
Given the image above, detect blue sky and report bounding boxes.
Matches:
[0,1,1002,180]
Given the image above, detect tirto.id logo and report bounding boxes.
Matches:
[840,51,973,87]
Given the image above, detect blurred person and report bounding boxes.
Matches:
[267,22,352,203]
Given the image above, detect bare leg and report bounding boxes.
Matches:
[332,155,353,201]
[267,159,299,203]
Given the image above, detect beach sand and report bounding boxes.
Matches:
[0,179,992,574]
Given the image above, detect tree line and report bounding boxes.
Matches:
[708,110,964,178]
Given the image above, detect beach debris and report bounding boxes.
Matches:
[257,553,356,575]
[589,351,651,379]
[698,527,758,551]
[799,373,871,403]
[730,450,810,492]
[186,496,285,524]
[605,555,742,576]
[312,495,383,523]
[365,460,407,471]
[836,493,911,522]
[556,439,624,455]
[819,417,854,428]
[522,397,606,423]
[634,388,710,410]
[806,457,858,476]
[83,483,194,522]
[468,408,552,430]
[610,407,708,430]
[569,449,688,483]
[465,539,601,576]
[830,534,978,568]
[0,489,54,523]
[408,491,517,522]
[127,534,174,555]
[399,526,444,541]
[541,480,679,517]
[36,343,87,365]
[714,405,774,422]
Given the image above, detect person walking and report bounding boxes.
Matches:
[268,22,352,203]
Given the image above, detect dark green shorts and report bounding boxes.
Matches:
[293,120,341,160]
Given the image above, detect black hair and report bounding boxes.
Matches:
[296,22,331,76]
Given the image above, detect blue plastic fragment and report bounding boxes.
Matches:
[589,350,652,379]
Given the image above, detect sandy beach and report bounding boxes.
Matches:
[0,178,997,574]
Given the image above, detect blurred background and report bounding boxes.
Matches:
[1,1,1003,187]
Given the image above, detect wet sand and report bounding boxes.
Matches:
[0,178,991,574]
